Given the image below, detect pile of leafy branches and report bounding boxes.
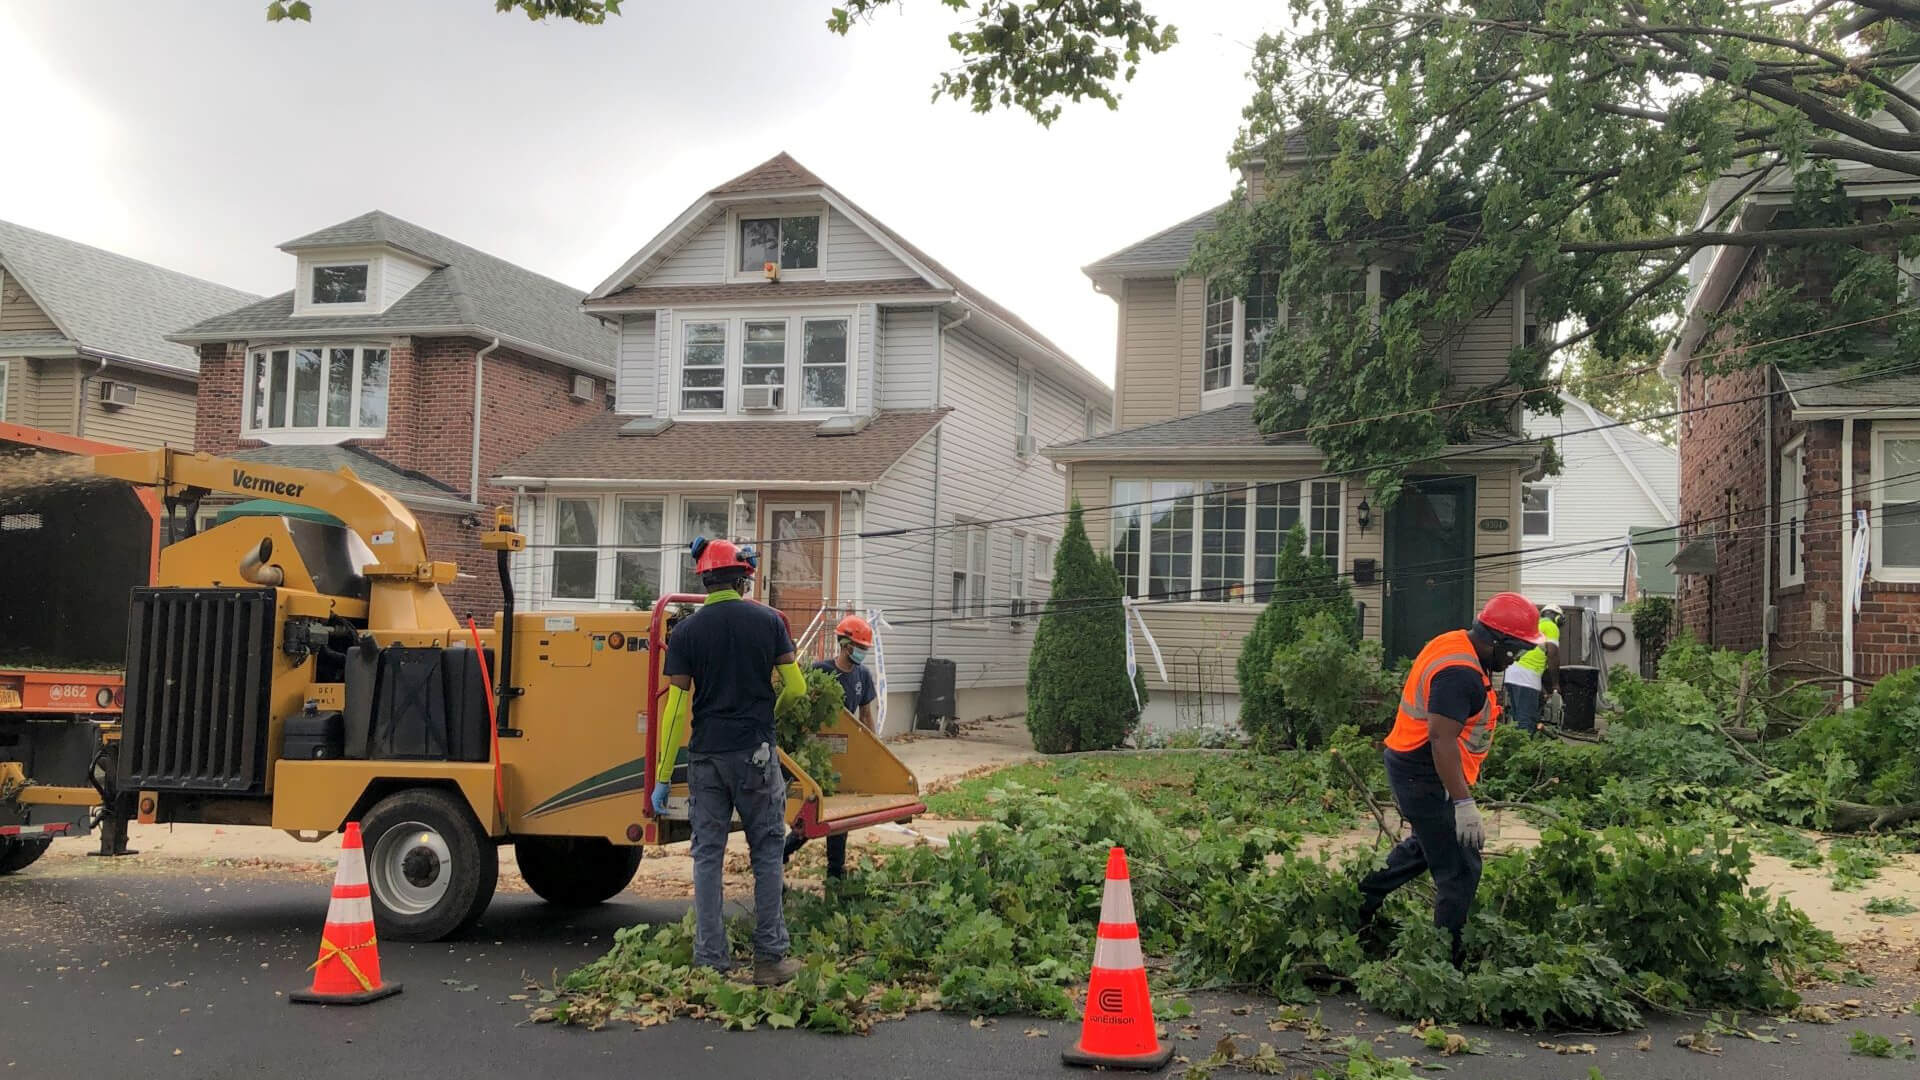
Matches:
[547,779,1832,1034]
[1237,526,1364,750]
[776,666,845,796]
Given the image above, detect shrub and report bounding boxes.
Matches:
[1026,501,1144,753]
[1267,611,1398,747]
[1237,526,1358,749]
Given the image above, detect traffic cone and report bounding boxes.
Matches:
[291,822,401,1005]
[1062,847,1173,1071]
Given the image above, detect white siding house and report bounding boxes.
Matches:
[1520,394,1679,611]
[496,153,1111,732]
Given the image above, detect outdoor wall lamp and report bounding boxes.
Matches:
[1357,499,1373,531]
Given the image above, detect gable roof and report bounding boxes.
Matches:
[1525,394,1678,524]
[0,219,259,378]
[1082,204,1225,284]
[494,408,948,487]
[172,211,613,375]
[586,152,1110,404]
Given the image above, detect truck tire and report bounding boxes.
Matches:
[0,838,51,875]
[360,788,498,942]
[514,837,642,907]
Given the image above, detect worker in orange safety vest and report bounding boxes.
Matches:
[1357,592,1545,966]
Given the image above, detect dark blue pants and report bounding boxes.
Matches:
[1506,683,1543,733]
[1358,747,1482,963]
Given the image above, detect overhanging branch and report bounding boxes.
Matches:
[1562,216,1920,254]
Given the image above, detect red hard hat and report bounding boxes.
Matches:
[690,536,756,576]
[1477,592,1545,644]
[835,614,874,648]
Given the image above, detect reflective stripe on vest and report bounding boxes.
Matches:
[1385,629,1496,766]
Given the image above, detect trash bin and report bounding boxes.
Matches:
[916,657,957,732]
[1559,665,1600,732]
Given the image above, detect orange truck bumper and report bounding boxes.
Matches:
[0,670,124,714]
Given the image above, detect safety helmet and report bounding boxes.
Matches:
[690,536,757,576]
[1475,592,1545,645]
[835,614,874,648]
[1541,603,1565,622]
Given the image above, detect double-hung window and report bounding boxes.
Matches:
[1522,484,1553,539]
[615,498,664,605]
[1201,266,1398,404]
[950,523,989,617]
[801,318,849,410]
[1112,479,1343,601]
[1009,533,1029,619]
[742,320,787,405]
[246,345,389,437]
[1014,370,1033,447]
[738,215,821,274]
[1780,439,1805,586]
[1873,425,1920,581]
[680,322,727,411]
[675,313,853,415]
[551,497,601,601]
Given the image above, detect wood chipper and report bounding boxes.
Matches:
[1,448,923,940]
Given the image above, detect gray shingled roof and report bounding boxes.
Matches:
[589,278,937,310]
[176,211,612,372]
[227,443,469,504]
[497,409,947,484]
[0,219,259,375]
[0,331,76,354]
[1049,405,1305,451]
[1780,366,1920,409]
[1082,204,1224,280]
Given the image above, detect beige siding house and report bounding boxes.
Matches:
[1053,187,1539,731]
[0,220,257,448]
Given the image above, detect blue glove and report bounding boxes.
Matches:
[651,780,671,816]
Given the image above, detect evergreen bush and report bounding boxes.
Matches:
[1025,501,1144,753]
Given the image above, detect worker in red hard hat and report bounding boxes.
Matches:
[783,614,880,875]
[1358,591,1544,967]
[653,535,808,986]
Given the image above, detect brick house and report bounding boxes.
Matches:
[170,212,614,616]
[495,153,1112,732]
[1662,170,1920,696]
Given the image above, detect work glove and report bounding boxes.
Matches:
[651,780,671,817]
[1452,798,1485,852]
[1544,692,1564,728]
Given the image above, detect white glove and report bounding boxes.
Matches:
[1452,798,1485,852]
[1544,692,1564,727]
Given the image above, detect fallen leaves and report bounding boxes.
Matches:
[1537,1041,1597,1055]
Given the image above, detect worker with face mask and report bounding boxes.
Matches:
[652,537,807,986]
[1502,603,1563,734]
[782,614,880,874]
[1358,592,1544,967]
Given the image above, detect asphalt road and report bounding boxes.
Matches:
[2,858,1915,1080]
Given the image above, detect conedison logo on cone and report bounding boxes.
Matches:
[291,822,402,1006]
[1063,846,1173,1071]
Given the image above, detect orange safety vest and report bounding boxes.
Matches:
[1383,629,1500,786]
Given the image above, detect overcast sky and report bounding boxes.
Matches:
[0,1,1283,386]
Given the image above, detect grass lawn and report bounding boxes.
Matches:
[924,750,1366,834]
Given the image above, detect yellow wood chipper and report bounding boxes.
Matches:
[1,448,924,940]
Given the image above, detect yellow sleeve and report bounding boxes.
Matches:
[655,684,690,779]
[776,662,807,713]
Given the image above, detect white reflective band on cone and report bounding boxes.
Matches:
[1099,875,1136,926]
[326,895,375,927]
[335,849,369,887]
[1092,932,1145,971]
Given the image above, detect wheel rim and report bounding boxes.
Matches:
[369,820,453,917]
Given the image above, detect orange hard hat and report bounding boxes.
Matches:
[1476,592,1545,644]
[835,614,874,648]
[690,536,756,576]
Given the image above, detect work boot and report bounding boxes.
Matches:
[753,955,803,986]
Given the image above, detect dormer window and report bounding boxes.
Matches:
[739,216,820,274]
[311,263,370,305]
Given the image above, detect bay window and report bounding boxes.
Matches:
[246,344,389,436]
[538,493,743,606]
[1873,425,1920,580]
[674,312,854,415]
[1112,479,1343,601]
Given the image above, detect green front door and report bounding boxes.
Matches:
[1384,475,1476,664]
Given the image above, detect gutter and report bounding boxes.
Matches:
[167,325,612,380]
[471,337,500,505]
[1842,417,1858,707]
[75,347,199,384]
[491,476,876,492]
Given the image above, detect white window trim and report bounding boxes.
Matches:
[1009,531,1029,621]
[241,342,392,444]
[1780,436,1806,587]
[1014,369,1033,438]
[1522,483,1555,541]
[1871,423,1920,583]
[948,520,991,625]
[670,309,858,418]
[294,258,382,317]
[1200,266,1391,411]
[1109,478,1344,605]
[725,207,829,284]
[537,492,740,609]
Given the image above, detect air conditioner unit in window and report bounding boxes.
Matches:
[741,385,783,411]
[570,374,595,402]
[99,380,137,409]
[1014,433,1036,458]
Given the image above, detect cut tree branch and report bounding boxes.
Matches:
[1561,216,1920,254]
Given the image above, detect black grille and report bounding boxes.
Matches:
[120,588,277,793]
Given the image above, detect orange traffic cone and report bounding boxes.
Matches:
[291,822,401,1005]
[1062,847,1173,1071]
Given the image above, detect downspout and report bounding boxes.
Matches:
[1761,387,1772,668]
[1842,416,1857,707]
[76,355,107,438]
[852,489,866,611]
[471,337,500,506]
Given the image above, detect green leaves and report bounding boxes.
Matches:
[777,666,845,794]
[1026,501,1142,753]
[268,0,620,21]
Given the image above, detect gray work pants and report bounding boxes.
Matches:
[687,743,790,969]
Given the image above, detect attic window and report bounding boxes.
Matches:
[311,263,370,305]
[739,216,820,273]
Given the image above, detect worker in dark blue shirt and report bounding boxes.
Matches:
[783,615,879,875]
[653,537,807,986]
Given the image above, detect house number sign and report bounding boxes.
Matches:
[1478,518,1509,533]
